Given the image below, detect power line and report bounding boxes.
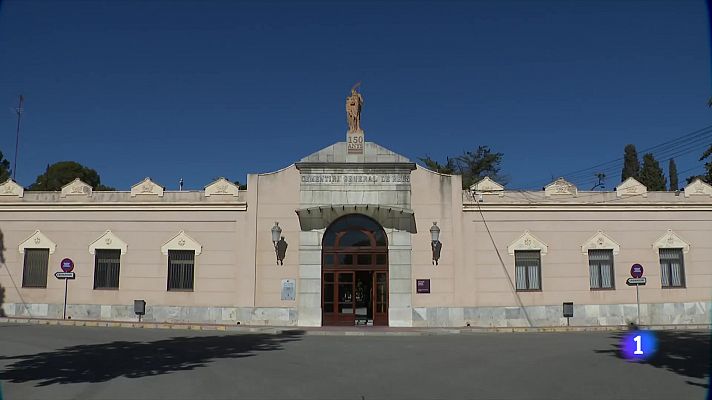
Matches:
[475,199,533,327]
[564,133,712,184]
[517,124,712,189]
[12,95,24,180]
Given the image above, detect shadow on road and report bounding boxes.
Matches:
[595,330,711,388]
[0,330,304,386]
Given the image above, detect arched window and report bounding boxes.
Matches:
[322,214,387,250]
[322,214,388,269]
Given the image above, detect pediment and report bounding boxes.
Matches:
[581,231,620,254]
[507,231,548,255]
[19,230,57,254]
[0,179,23,197]
[60,178,92,198]
[544,177,577,197]
[89,230,128,255]
[470,176,505,194]
[204,177,239,197]
[161,231,202,255]
[131,177,164,197]
[653,229,690,253]
[684,178,712,197]
[299,141,411,164]
[616,177,647,198]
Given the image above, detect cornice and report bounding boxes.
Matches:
[295,162,417,171]
[0,202,248,212]
[463,203,712,212]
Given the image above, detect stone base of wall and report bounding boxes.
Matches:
[1,303,298,326]
[3,301,709,328]
[412,301,712,328]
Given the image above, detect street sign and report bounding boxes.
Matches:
[54,272,76,279]
[60,258,75,273]
[626,277,647,286]
[630,264,644,278]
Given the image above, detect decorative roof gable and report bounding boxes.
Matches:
[88,230,128,255]
[0,179,23,197]
[544,177,577,197]
[653,229,690,253]
[161,231,202,255]
[507,231,548,255]
[616,177,647,198]
[131,177,164,197]
[60,178,92,198]
[204,177,239,197]
[470,176,505,194]
[300,141,411,164]
[19,230,57,254]
[684,178,712,198]
[581,231,620,254]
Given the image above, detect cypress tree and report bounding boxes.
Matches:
[639,153,666,191]
[668,158,678,191]
[621,144,640,182]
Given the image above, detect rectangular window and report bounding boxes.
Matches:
[22,249,49,288]
[660,248,685,288]
[168,250,195,291]
[515,250,541,291]
[94,249,121,289]
[589,249,615,289]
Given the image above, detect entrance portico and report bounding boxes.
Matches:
[295,141,416,327]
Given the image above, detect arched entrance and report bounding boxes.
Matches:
[322,214,388,326]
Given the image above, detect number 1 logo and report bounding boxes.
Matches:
[633,335,643,355]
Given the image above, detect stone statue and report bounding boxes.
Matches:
[346,82,364,133]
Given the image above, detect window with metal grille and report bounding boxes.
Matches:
[94,249,121,289]
[168,250,195,291]
[659,248,685,288]
[589,249,615,289]
[22,248,49,288]
[515,250,541,291]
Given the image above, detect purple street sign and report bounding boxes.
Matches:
[630,263,644,279]
[416,279,430,294]
[60,258,74,273]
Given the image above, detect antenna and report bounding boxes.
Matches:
[13,95,24,180]
[590,172,606,191]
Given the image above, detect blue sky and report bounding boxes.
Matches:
[0,0,709,190]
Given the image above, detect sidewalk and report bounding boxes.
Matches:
[1,316,709,336]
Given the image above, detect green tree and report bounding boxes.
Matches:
[668,158,678,191]
[0,150,10,182]
[420,146,506,189]
[700,144,712,183]
[638,153,666,191]
[418,156,456,175]
[621,144,640,182]
[27,161,115,191]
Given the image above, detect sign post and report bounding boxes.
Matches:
[55,258,75,320]
[627,264,646,325]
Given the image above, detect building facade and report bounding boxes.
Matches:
[0,139,711,328]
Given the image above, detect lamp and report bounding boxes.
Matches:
[271,222,286,265]
[430,222,442,265]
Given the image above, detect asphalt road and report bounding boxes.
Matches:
[0,324,709,400]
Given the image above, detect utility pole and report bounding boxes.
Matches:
[13,95,24,180]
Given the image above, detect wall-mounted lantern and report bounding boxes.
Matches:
[271,222,287,265]
[430,222,442,266]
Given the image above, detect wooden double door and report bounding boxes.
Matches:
[321,214,390,326]
[322,268,388,326]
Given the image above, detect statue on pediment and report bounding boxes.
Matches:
[346,82,364,133]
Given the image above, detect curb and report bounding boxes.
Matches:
[0,317,709,336]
